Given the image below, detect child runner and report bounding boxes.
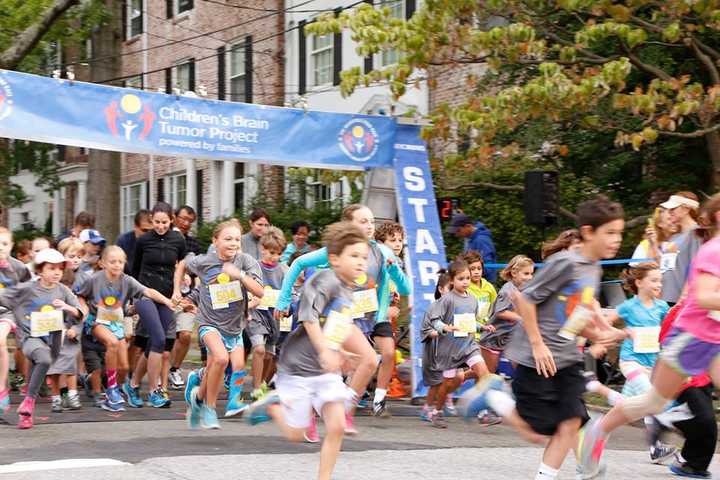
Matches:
[479,255,534,374]
[459,195,628,480]
[77,246,175,412]
[461,250,497,327]
[248,227,288,399]
[244,221,366,480]
[179,219,264,427]
[275,204,410,430]
[0,248,82,429]
[579,193,720,478]
[0,227,32,413]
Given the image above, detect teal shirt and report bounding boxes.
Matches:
[279,242,311,265]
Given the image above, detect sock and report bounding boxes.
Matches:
[586,379,602,393]
[374,388,387,404]
[60,386,68,396]
[52,394,61,402]
[229,370,246,399]
[486,389,516,418]
[535,462,558,480]
[170,367,178,373]
[607,390,624,406]
[106,369,117,389]
[68,389,78,397]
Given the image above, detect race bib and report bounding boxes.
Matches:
[96,306,124,326]
[477,300,490,322]
[279,314,293,332]
[323,308,352,349]
[351,289,378,318]
[559,304,593,341]
[257,287,280,311]
[660,253,677,272]
[209,280,242,310]
[633,326,661,353]
[453,313,476,337]
[30,309,64,337]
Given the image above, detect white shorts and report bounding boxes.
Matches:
[276,372,351,429]
[123,317,134,338]
[176,312,196,333]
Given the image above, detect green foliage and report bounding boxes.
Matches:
[0,142,65,208]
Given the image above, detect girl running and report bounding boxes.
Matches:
[461,251,497,328]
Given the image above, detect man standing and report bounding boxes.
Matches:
[115,210,152,275]
[55,211,96,245]
[448,213,498,282]
[173,206,202,256]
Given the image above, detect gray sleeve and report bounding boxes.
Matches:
[680,233,702,280]
[184,253,200,277]
[490,284,515,317]
[426,296,450,332]
[126,275,148,300]
[75,275,94,299]
[522,256,574,304]
[0,284,24,309]
[241,254,263,285]
[296,278,332,325]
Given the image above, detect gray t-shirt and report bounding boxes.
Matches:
[71,269,93,293]
[426,290,481,371]
[249,262,288,335]
[505,250,601,370]
[0,281,81,339]
[278,269,354,377]
[75,271,146,321]
[0,257,32,319]
[661,228,702,303]
[480,281,519,350]
[185,250,262,337]
[350,242,383,333]
[241,232,261,261]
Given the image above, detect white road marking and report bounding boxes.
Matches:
[0,458,129,473]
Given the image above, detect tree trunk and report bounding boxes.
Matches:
[705,129,720,190]
[86,0,121,242]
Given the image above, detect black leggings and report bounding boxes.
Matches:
[673,385,717,472]
[135,298,174,355]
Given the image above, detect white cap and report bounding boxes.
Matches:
[78,229,106,245]
[35,248,66,265]
[660,195,699,211]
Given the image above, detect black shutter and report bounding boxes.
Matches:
[363,0,373,74]
[196,169,204,225]
[298,20,306,95]
[187,0,194,11]
[122,1,128,41]
[217,46,226,100]
[165,67,172,94]
[244,36,253,103]
[166,0,173,19]
[332,8,342,86]
[406,0,416,19]
[188,58,195,92]
[156,178,165,203]
[145,181,150,209]
[140,0,145,34]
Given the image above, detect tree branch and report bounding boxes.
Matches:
[0,0,80,70]
[443,182,524,192]
[659,123,720,138]
[691,38,720,85]
[621,43,672,81]
[629,15,664,34]
[692,36,720,60]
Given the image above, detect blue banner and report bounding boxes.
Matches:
[0,69,396,169]
[393,124,447,399]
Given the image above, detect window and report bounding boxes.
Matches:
[127,0,143,38]
[167,173,187,208]
[305,170,338,208]
[233,162,245,211]
[176,0,193,15]
[124,75,143,90]
[229,42,246,102]
[121,182,147,232]
[174,61,193,92]
[380,0,404,66]
[310,34,333,86]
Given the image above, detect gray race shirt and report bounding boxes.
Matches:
[479,281,519,350]
[426,290,481,371]
[241,232,261,261]
[249,262,288,335]
[278,269,354,377]
[350,242,383,333]
[0,281,81,339]
[75,271,146,320]
[71,269,93,293]
[185,251,262,337]
[0,257,32,319]
[661,228,702,303]
[505,250,601,370]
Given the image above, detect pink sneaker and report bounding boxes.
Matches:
[344,412,358,435]
[304,415,320,443]
[17,396,35,430]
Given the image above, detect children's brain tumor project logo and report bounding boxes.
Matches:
[338,119,379,162]
[0,75,14,122]
[105,93,155,141]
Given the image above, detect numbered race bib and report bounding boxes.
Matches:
[660,253,677,272]
[351,289,379,318]
[257,287,280,311]
[323,309,353,349]
[96,306,124,326]
[477,300,491,323]
[209,280,242,310]
[453,313,476,338]
[279,314,293,332]
[633,326,661,353]
[30,309,64,337]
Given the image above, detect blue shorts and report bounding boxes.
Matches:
[86,315,125,340]
[199,326,243,353]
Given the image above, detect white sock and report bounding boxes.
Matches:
[486,389,516,418]
[374,388,387,404]
[535,462,559,480]
[586,380,603,393]
[52,394,61,402]
[68,389,78,397]
[607,390,624,406]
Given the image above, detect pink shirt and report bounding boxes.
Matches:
[675,236,720,343]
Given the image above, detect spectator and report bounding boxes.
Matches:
[631,207,678,267]
[173,205,202,256]
[116,210,152,275]
[447,213,498,282]
[78,229,106,273]
[13,239,32,264]
[55,211,95,244]
[241,208,270,261]
[279,220,311,264]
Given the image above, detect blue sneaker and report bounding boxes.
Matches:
[148,388,171,408]
[457,374,504,421]
[100,398,126,412]
[223,367,232,391]
[106,386,125,406]
[246,391,280,426]
[184,368,203,404]
[186,386,202,430]
[200,404,221,429]
[122,381,143,408]
[224,393,250,418]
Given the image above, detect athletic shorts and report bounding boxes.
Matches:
[199,325,243,354]
[661,327,720,377]
[175,312,196,333]
[0,316,16,333]
[81,335,106,374]
[88,316,125,341]
[250,334,277,355]
[512,362,590,436]
[276,372,351,429]
[372,321,393,338]
[133,332,175,352]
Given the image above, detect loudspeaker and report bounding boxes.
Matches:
[523,171,559,226]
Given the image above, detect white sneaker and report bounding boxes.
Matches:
[169,369,185,390]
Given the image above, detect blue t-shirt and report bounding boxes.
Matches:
[617,296,669,367]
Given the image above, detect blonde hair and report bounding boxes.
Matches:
[341,204,369,222]
[500,255,534,282]
[57,237,85,258]
[322,221,367,256]
[101,245,127,262]
[213,218,243,238]
[260,226,287,252]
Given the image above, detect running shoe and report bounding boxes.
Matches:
[431,411,448,429]
[184,368,203,404]
[100,398,125,412]
[200,404,221,430]
[575,463,607,480]
[169,369,185,390]
[669,461,712,478]
[223,367,232,391]
[16,396,35,430]
[160,387,171,403]
[304,415,320,443]
[419,405,432,422]
[457,374,505,421]
[79,373,93,399]
[122,381,143,408]
[224,393,250,418]
[148,388,171,408]
[478,410,502,427]
[373,399,391,418]
[246,391,280,426]
[106,386,125,406]
[344,412,358,435]
[94,393,106,408]
[577,417,608,479]
[51,396,63,413]
[651,443,678,465]
[62,392,82,410]
[444,397,457,417]
[0,388,10,414]
[186,386,202,430]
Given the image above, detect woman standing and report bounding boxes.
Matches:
[241,208,271,261]
[125,202,186,408]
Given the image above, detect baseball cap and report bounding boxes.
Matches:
[660,195,699,211]
[79,229,107,245]
[447,213,472,234]
[35,248,66,265]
